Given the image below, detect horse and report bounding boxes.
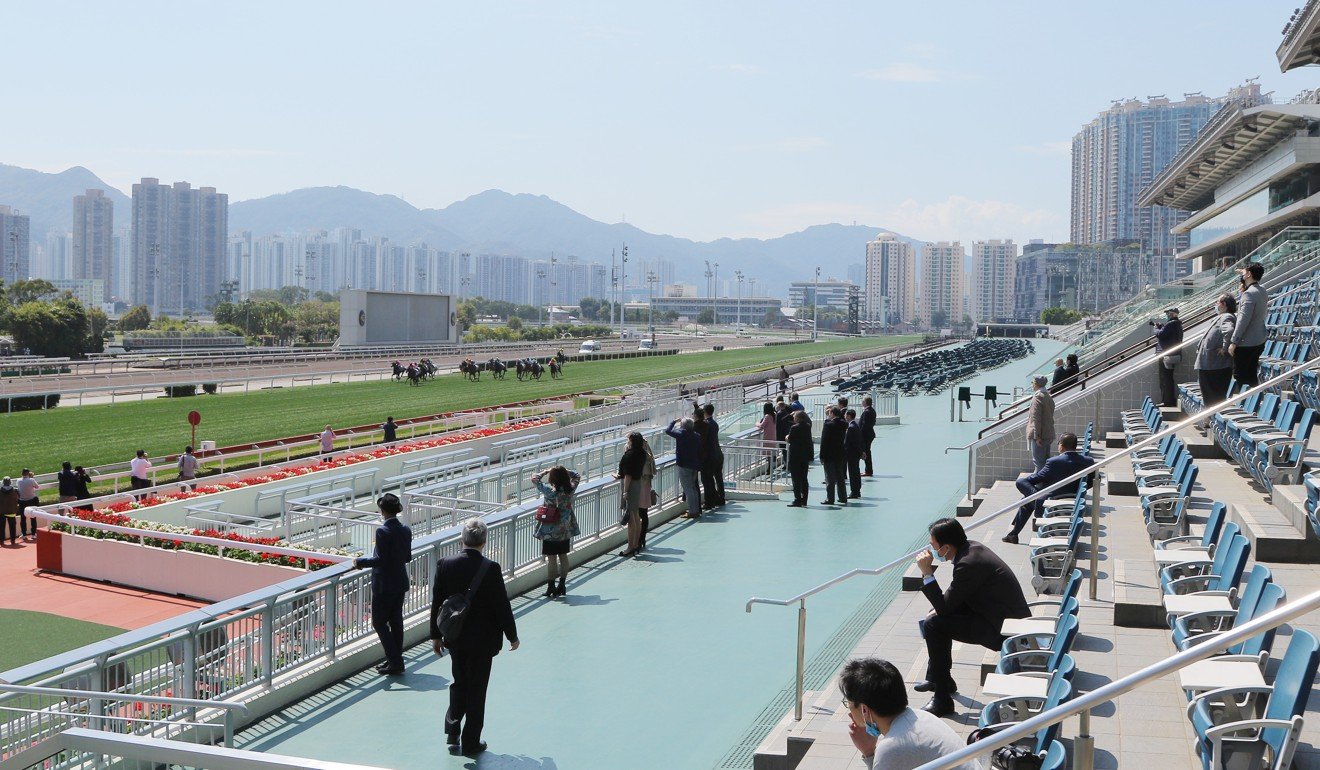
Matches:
[459,358,481,381]
[488,358,507,379]
[515,359,530,381]
[548,359,562,379]
[406,364,423,386]
[555,349,567,364]
[391,361,405,381]
[529,360,544,380]
[419,358,437,379]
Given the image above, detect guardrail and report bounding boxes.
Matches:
[746,354,1320,721]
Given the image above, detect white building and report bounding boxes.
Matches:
[920,241,966,328]
[788,279,857,310]
[864,233,916,326]
[970,239,1017,322]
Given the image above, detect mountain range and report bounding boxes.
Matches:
[0,163,924,293]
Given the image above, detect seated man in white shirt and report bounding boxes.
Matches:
[840,658,982,770]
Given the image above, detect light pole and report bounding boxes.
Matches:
[703,260,714,328]
[536,266,547,326]
[735,270,744,332]
[647,271,658,342]
[150,243,161,318]
[7,229,17,284]
[619,244,628,337]
[813,266,820,341]
[549,253,558,322]
[458,273,472,346]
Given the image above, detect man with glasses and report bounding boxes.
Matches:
[839,658,982,769]
[353,493,413,676]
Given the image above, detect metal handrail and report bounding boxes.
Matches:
[746,354,1320,721]
[16,727,392,769]
[914,588,1320,770]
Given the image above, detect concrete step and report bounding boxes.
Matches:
[1175,426,1228,460]
[752,690,822,770]
[1270,483,1312,535]
[1108,462,1139,497]
[1229,500,1320,563]
[1113,558,1167,628]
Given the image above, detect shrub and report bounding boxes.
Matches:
[7,394,60,412]
[202,383,218,395]
[164,385,198,398]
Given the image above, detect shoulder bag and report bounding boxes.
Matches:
[436,558,491,645]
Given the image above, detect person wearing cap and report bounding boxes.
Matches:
[353,493,413,676]
[0,478,19,545]
[17,469,39,540]
[1025,375,1055,473]
[1153,306,1184,407]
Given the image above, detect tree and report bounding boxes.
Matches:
[696,309,715,325]
[506,315,523,331]
[579,297,601,321]
[1040,307,1082,325]
[930,310,949,329]
[762,309,781,328]
[292,300,339,343]
[9,299,90,358]
[6,279,57,306]
[85,307,109,353]
[119,304,152,331]
[456,301,477,331]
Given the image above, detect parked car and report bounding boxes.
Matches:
[638,338,657,351]
[578,340,602,355]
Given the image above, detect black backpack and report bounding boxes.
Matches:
[437,558,491,645]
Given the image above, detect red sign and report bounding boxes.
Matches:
[187,410,202,426]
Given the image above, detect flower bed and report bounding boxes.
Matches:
[49,418,555,570]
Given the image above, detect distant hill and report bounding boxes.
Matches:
[0,164,927,294]
[0,164,131,239]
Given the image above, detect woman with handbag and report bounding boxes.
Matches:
[616,433,655,557]
[532,466,580,598]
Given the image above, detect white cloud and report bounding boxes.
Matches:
[1014,141,1071,156]
[736,137,828,153]
[858,63,942,83]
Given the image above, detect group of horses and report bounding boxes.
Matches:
[391,359,438,386]
[458,356,564,382]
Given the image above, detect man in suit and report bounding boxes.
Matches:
[860,396,877,476]
[819,407,849,505]
[353,493,413,676]
[914,518,1029,717]
[1230,262,1268,387]
[431,518,519,756]
[1003,432,1096,544]
[844,409,865,499]
[701,403,726,508]
[1153,306,1184,407]
[786,410,814,507]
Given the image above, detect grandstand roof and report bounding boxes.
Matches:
[1137,103,1320,211]
[1278,0,1320,71]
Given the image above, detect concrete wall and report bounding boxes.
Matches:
[338,289,455,345]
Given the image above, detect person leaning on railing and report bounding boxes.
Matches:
[786,411,814,507]
[351,493,413,677]
[1153,306,1184,407]
[616,432,654,558]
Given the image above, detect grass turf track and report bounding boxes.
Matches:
[0,610,125,673]
[0,337,918,474]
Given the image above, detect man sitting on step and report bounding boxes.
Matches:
[1003,432,1095,545]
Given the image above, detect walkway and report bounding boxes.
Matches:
[233,342,1069,769]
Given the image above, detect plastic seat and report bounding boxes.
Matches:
[1156,502,1227,555]
[1160,531,1249,596]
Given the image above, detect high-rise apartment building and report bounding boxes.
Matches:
[970,239,1017,322]
[475,254,530,304]
[72,189,114,302]
[131,179,228,313]
[1013,242,1189,321]
[43,232,72,280]
[920,241,966,328]
[1070,84,1268,254]
[864,233,916,326]
[0,205,31,284]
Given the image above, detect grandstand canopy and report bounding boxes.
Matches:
[1278,0,1320,71]
[1137,104,1320,211]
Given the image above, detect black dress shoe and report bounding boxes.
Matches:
[823,499,836,505]
[912,680,957,694]
[1001,534,1019,544]
[377,665,405,676]
[462,741,488,757]
[921,697,956,718]
[446,732,460,747]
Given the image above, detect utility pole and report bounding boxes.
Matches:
[536,265,547,326]
[647,271,658,342]
[735,269,744,332]
[549,253,558,321]
[813,266,821,341]
[619,244,629,337]
[610,249,618,330]
[150,243,161,318]
[703,259,714,327]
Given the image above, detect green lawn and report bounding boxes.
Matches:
[0,610,125,672]
[1,337,917,475]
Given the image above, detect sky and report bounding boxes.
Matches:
[4,1,1318,244]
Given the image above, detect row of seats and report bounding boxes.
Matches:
[1211,391,1314,491]
[1026,424,1095,594]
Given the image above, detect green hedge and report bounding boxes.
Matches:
[163,385,198,397]
[7,394,60,412]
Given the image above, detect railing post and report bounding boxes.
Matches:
[261,598,276,687]
[224,709,235,748]
[794,600,806,721]
[326,581,339,659]
[1089,475,1101,601]
[182,626,198,702]
[1074,708,1095,770]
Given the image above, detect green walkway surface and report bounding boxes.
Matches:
[235,341,1067,769]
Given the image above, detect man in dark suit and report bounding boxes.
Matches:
[1003,432,1096,544]
[431,518,519,757]
[353,493,413,676]
[915,518,1029,717]
[844,409,864,498]
[819,407,849,505]
[786,411,814,507]
[860,396,877,476]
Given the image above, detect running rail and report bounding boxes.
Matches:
[913,588,1320,770]
[745,354,1320,721]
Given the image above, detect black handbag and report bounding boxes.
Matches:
[991,745,1043,770]
[436,559,491,645]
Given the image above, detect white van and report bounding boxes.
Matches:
[578,340,602,355]
[638,338,657,351]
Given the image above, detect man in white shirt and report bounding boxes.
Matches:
[129,449,152,498]
[840,658,982,770]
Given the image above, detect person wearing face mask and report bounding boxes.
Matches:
[840,658,982,770]
[1230,262,1268,387]
[913,518,1029,717]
